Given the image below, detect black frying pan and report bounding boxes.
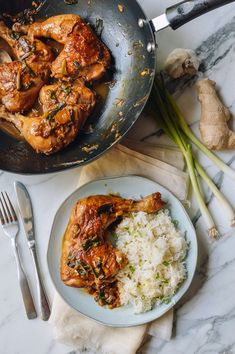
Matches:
[0,0,234,174]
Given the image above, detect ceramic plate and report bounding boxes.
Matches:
[47,176,197,327]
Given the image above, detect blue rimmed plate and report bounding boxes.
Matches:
[47,175,197,327]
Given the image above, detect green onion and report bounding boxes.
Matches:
[173,219,179,228]
[82,236,101,251]
[96,18,104,37]
[185,145,218,238]
[21,60,35,77]
[161,296,170,304]
[129,265,135,273]
[48,90,57,101]
[73,61,81,70]
[10,31,22,40]
[46,103,65,122]
[195,161,235,227]
[64,0,78,4]
[165,89,235,181]
[153,76,235,232]
[16,71,21,91]
[61,59,68,75]
[152,77,219,238]
[60,84,71,96]
[93,260,105,279]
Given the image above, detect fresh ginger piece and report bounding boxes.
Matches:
[196,78,235,150]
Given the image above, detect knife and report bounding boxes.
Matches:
[14,181,51,321]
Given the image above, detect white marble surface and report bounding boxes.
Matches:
[1,1,235,353]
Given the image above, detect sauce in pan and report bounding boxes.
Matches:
[0,119,23,140]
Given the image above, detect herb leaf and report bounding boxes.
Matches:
[10,31,22,40]
[46,103,66,122]
[95,18,104,37]
[61,84,71,96]
[129,265,135,273]
[48,90,57,101]
[16,71,21,91]
[93,260,105,279]
[163,261,169,266]
[21,60,36,77]
[161,296,171,304]
[82,236,101,251]
[64,0,78,4]
[173,219,179,228]
[73,61,81,70]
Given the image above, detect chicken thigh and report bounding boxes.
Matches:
[0,79,96,154]
[61,193,166,308]
[13,14,110,81]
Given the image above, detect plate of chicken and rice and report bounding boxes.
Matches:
[47,175,197,327]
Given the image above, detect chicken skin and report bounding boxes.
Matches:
[0,79,96,154]
[14,14,110,81]
[0,14,110,154]
[0,21,54,113]
[61,193,166,308]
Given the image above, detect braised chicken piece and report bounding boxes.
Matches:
[0,21,54,113]
[0,14,110,154]
[0,79,96,154]
[13,14,110,81]
[61,193,166,308]
[39,79,95,112]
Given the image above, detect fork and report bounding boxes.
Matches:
[0,192,37,319]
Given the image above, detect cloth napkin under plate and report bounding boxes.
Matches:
[50,141,189,354]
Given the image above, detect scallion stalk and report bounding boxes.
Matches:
[195,161,235,227]
[152,76,235,232]
[152,80,219,238]
[166,92,235,180]
[185,145,219,238]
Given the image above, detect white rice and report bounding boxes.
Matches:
[116,209,188,313]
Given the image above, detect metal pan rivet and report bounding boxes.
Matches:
[147,43,155,53]
[138,18,145,28]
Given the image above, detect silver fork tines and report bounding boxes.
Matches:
[0,191,37,319]
[0,192,17,223]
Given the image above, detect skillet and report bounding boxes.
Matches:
[0,0,234,174]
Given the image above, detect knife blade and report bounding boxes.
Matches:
[14,181,51,321]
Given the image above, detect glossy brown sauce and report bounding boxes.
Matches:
[0,35,111,140]
[0,119,23,140]
[93,76,110,103]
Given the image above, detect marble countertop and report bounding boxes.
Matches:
[1,1,235,353]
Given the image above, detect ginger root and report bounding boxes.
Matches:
[196,78,235,150]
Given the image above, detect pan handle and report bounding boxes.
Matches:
[140,0,235,33]
[166,0,235,30]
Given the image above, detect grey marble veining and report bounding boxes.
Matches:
[1,1,235,354]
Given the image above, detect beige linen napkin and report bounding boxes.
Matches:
[50,142,189,354]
